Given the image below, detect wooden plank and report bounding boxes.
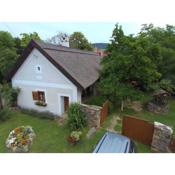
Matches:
[32,91,39,100]
[100,100,109,125]
[64,96,69,112]
[122,116,154,145]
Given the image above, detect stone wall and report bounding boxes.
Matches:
[151,122,173,152]
[80,104,102,128]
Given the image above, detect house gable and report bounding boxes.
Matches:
[8,40,100,90]
[12,48,77,88]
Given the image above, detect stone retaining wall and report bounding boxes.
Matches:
[151,122,173,152]
[80,104,102,128]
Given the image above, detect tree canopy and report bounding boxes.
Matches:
[99,24,162,110]
[20,32,41,48]
[69,32,93,51]
[0,31,18,82]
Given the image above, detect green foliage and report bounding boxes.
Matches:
[159,79,175,94]
[0,108,10,121]
[70,131,82,141]
[85,96,106,106]
[67,103,87,131]
[0,31,18,81]
[20,108,56,120]
[140,24,175,85]
[20,32,41,48]
[69,32,93,51]
[99,24,160,109]
[0,83,20,107]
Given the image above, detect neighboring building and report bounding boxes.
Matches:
[92,43,108,57]
[8,40,101,116]
[94,47,108,57]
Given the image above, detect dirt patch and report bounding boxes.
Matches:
[126,100,143,112]
[56,113,68,126]
[106,115,121,132]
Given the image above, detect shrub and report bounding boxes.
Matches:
[0,83,20,107]
[20,108,56,120]
[67,103,87,131]
[0,108,10,121]
[85,96,106,106]
[159,79,175,94]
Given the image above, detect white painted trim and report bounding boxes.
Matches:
[12,79,76,90]
[57,93,71,115]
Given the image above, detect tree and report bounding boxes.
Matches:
[69,32,93,51]
[0,31,18,82]
[20,32,41,48]
[14,37,23,55]
[46,32,69,46]
[99,24,161,110]
[139,24,175,85]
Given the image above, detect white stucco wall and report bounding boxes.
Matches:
[12,48,81,116]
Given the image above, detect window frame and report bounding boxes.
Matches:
[33,89,47,103]
[35,65,42,74]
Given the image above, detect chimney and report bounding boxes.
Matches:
[61,35,69,47]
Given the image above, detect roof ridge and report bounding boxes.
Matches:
[43,47,97,56]
[35,40,97,56]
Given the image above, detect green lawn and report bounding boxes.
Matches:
[0,110,105,153]
[1,99,174,153]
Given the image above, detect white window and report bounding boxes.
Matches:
[35,65,42,74]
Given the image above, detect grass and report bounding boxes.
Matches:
[0,110,105,153]
[1,97,174,153]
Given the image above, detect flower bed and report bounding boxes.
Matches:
[6,126,36,153]
[35,101,47,107]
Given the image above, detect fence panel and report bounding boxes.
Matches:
[100,100,109,125]
[122,116,154,145]
[169,138,175,152]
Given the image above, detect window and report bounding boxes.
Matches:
[38,91,45,102]
[35,65,42,74]
[32,91,45,102]
[32,90,46,107]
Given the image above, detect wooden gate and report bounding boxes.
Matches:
[169,138,175,152]
[122,116,154,145]
[100,100,109,125]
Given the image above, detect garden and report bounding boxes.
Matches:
[0,108,106,153]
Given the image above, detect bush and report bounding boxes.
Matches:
[85,96,106,106]
[67,103,87,131]
[0,108,10,121]
[20,108,56,120]
[0,83,20,107]
[159,79,175,94]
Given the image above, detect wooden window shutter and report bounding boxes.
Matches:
[32,91,39,100]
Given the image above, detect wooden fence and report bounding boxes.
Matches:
[122,116,154,145]
[169,138,175,152]
[100,100,109,125]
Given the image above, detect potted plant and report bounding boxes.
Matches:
[68,131,82,145]
[35,101,47,107]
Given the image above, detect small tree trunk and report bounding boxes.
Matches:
[121,100,124,111]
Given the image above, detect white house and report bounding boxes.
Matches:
[8,40,101,116]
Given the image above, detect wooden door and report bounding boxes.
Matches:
[64,96,69,112]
